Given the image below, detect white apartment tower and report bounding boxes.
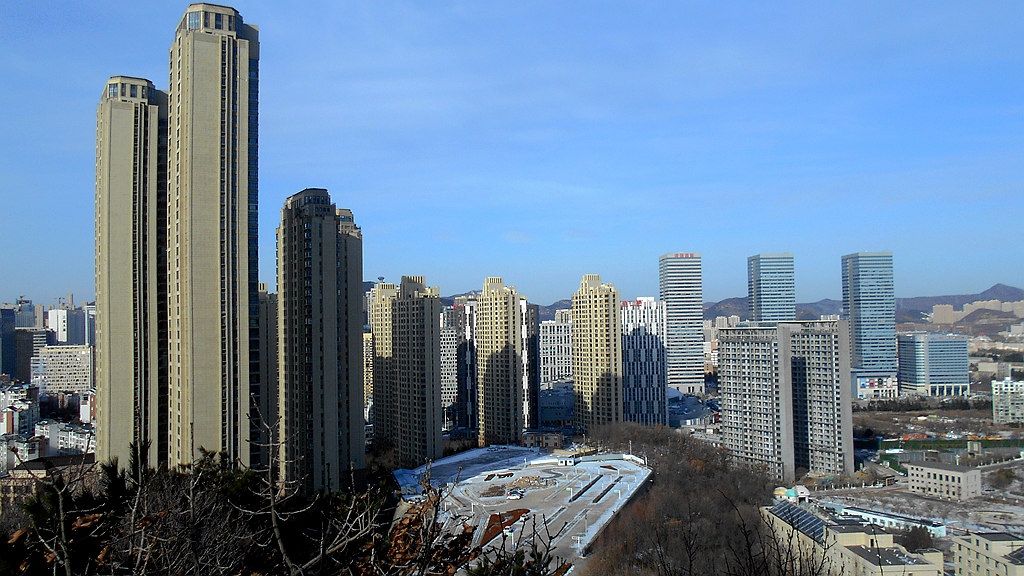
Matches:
[539,309,573,384]
[620,298,667,426]
[439,325,459,430]
[659,253,704,394]
[32,346,95,395]
[572,275,623,433]
[719,320,853,482]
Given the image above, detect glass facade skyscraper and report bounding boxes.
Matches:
[747,254,795,322]
[897,332,969,396]
[659,253,704,394]
[841,252,896,382]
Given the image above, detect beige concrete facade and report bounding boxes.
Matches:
[255,284,277,470]
[953,532,1024,576]
[95,75,167,467]
[370,277,442,469]
[763,502,942,576]
[572,274,623,433]
[277,190,364,490]
[165,4,259,467]
[906,461,981,501]
[476,278,527,446]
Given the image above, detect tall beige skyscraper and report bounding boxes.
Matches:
[370,277,442,468]
[95,76,168,467]
[476,278,526,446]
[255,284,278,471]
[165,4,260,467]
[572,274,623,433]
[277,189,364,491]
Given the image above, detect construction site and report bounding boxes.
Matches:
[394,446,652,567]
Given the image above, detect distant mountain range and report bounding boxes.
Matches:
[364,282,1023,324]
[703,283,1024,323]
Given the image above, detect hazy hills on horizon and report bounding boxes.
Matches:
[363,282,1024,323]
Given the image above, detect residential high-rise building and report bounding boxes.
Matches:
[393,278,442,465]
[362,330,373,421]
[747,254,795,322]
[476,278,527,446]
[897,332,970,396]
[620,298,667,426]
[369,282,397,442]
[255,284,278,468]
[520,301,540,430]
[992,378,1024,424]
[95,75,167,467]
[452,296,478,431]
[659,253,704,394]
[572,274,623,433]
[369,277,442,468]
[164,4,260,468]
[440,324,459,430]
[842,252,896,392]
[14,328,55,386]
[277,189,364,491]
[719,320,852,482]
[31,346,94,395]
[539,309,572,384]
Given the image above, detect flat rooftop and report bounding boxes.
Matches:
[905,461,974,473]
[845,546,932,566]
[977,532,1024,542]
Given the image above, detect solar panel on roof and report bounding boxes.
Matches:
[770,501,826,543]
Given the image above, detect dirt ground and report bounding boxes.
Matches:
[854,408,1021,439]
[816,459,1024,533]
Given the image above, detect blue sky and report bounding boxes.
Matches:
[1,2,1022,305]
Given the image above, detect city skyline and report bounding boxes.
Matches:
[2,2,1024,304]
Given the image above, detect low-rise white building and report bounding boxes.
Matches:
[906,461,981,501]
[856,375,899,399]
[34,420,95,456]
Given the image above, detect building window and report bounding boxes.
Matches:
[108,83,117,98]
[187,11,201,29]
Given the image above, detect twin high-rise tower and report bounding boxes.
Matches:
[97,4,261,469]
